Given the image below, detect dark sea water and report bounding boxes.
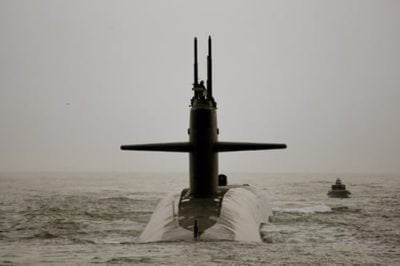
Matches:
[0,172,399,265]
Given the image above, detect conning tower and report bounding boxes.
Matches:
[121,37,287,198]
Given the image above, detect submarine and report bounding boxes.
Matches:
[328,178,351,198]
[121,37,287,242]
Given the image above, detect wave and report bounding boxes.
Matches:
[331,206,361,213]
[70,237,97,244]
[0,233,7,240]
[97,196,139,203]
[273,204,332,214]
[25,231,58,239]
[106,257,152,264]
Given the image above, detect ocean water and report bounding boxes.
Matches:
[0,172,399,265]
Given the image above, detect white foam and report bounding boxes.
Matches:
[138,193,179,242]
[139,186,271,242]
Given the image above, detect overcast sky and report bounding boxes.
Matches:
[0,0,399,174]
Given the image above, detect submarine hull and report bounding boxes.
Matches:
[327,190,351,198]
[122,37,286,242]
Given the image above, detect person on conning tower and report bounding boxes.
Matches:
[191,80,207,105]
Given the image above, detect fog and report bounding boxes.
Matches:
[1,0,399,173]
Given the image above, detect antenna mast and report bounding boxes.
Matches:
[207,36,212,99]
[194,37,198,85]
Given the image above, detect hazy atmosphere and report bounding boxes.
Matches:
[1,0,399,173]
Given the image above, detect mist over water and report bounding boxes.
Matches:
[0,172,399,265]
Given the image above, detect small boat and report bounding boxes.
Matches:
[328,178,351,198]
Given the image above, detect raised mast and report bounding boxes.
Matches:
[207,36,212,100]
[194,37,199,86]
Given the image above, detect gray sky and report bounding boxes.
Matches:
[1,0,399,173]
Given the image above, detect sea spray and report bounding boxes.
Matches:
[138,193,179,242]
[139,186,271,242]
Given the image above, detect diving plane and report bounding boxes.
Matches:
[121,37,286,241]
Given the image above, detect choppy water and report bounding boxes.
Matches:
[0,172,399,265]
